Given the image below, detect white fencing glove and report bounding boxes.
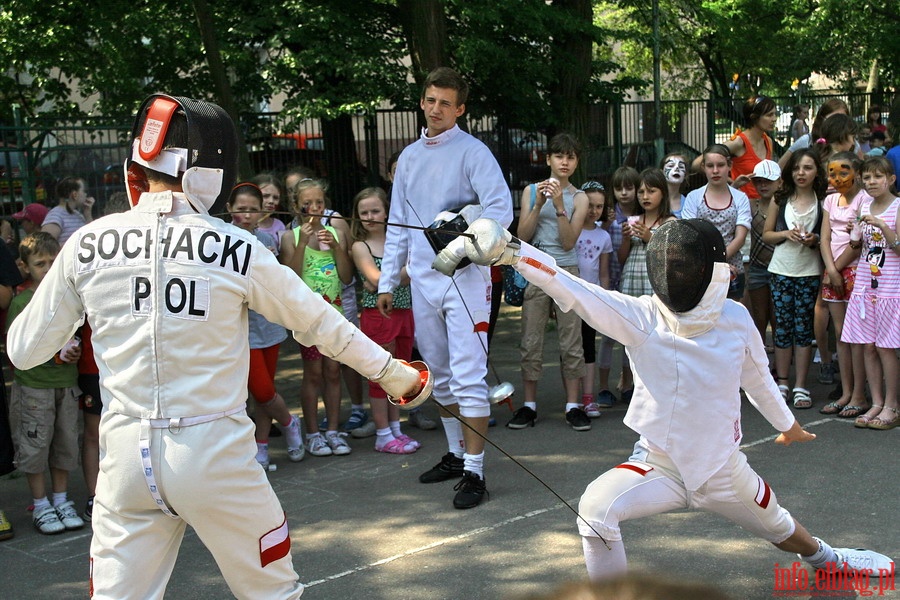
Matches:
[432,235,468,275]
[464,218,521,266]
[372,358,434,409]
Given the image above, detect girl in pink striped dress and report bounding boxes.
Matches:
[842,157,900,430]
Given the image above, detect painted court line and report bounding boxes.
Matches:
[739,417,844,449]
[306,420,845,588]
[302,504,569,588]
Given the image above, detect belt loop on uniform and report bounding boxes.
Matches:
[168,417,182,434]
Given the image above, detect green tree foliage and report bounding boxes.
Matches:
[804,0,900,93]
[596,0,899,100]
[0,0,640,198]
[1,1,632,127]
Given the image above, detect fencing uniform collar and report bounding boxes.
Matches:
[421,124,461,148]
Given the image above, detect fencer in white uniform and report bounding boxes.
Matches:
[460,217,894,581]
[377,68,512,509]
[7,95,425,600]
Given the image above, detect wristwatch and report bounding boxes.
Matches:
[555,210,568,218]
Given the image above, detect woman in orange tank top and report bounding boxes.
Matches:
[728,95,777,199]
[694,96,777,200]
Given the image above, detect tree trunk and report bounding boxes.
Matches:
[397,0,449,86]
[192,0,251,177]
[321,114,363,217]
[550,0,593,178]
[866,58,879,94]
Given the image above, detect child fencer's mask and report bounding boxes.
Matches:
[645,219,726,313]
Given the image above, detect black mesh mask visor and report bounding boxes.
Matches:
[127,94,238,215]
[645,219,726,313]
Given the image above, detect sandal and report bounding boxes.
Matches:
[837,405,869,419]
[855,405,883,428]
[395,434,421,450]
[791,388,812,409]
[375,437,417,454]
[819,401,848,415]
[778,384,790,403]
[868,407,900,430]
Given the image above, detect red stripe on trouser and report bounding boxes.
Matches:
[756,480,771,509]
[474,321,489,333]
[615,463,653,476]
[260,515,291,567]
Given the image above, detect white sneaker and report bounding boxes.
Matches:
[256,450,270,470]
[55,500,85,530]
[280,416,305,462]
[326,432,352,456]
[583,402,602,418]
[306,434,333,457]
[833,548,895,576]
[33,505,65,535]
[286,443,305,463]
[408,409,437,430]
[279,415,303,449]
[350,421,376,439]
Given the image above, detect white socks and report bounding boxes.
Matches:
[582,536,627,581]
[801,537,839,568]
[463,452,484,478]
[441,416,465,457]
[376,427,394,446]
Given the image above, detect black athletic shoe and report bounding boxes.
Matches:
[419,452,465,483]
[506,406,537,429]
[83,496,94,522]
[453,471,488,509]
[566,407,591,431]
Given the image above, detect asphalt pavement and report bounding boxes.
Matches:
[1,304,898,599]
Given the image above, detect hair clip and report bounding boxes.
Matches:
[581,181,605,192]
[815,138,827,144]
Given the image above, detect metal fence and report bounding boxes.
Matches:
[1,91,894,220]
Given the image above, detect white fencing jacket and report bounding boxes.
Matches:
[513,244,796,491]
[379,125,512,295]
[8,191,393,420]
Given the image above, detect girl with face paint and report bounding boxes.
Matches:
[807,114,859,385]
[661,153,687,218]
[818,153,868,418]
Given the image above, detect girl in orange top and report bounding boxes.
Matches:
[693,95,777,201]
[729,96,777,200]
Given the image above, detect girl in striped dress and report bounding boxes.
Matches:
[842,157,900,430]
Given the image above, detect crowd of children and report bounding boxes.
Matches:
[2,97,898,546]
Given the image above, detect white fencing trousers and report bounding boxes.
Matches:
[90,411,303,600]
[410,266,491,418]
[577,442,795,577]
